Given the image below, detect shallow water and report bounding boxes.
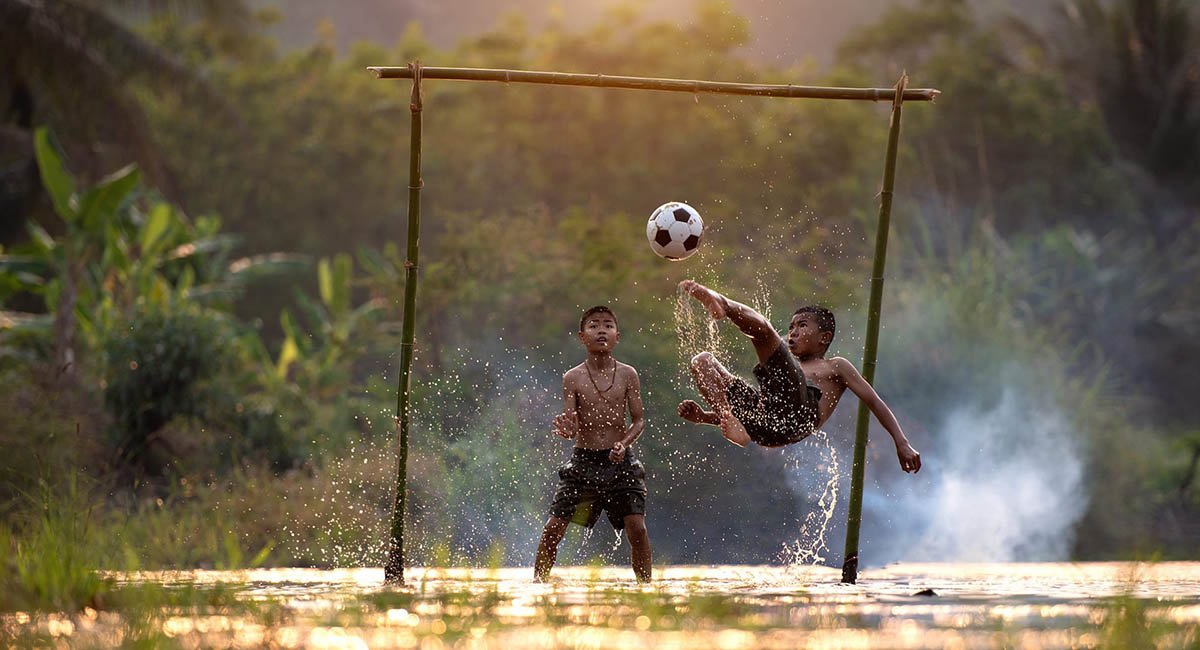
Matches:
[8,563,1200,648]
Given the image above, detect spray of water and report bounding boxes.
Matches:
[278,436,396,568]
[672,287,725,367]
[779,430,841,566]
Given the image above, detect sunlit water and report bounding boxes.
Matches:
[7,563,1198,648]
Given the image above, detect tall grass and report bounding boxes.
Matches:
[1,476,110,612]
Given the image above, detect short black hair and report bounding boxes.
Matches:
[579,305,618,331]
[794,305,835,340]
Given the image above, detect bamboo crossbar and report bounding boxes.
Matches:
[369,66,939,102]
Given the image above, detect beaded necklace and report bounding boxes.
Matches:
[585,358,618,399]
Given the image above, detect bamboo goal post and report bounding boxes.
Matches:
[373,63,935,585]
[841,73,909,584]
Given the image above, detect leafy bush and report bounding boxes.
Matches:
[103,302,232,472]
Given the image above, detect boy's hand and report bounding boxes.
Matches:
[896,441,921,473]
[677,400,707,423]
[552,412,579,440]
[609,441,627,463]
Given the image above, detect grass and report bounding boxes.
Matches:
[0,477,112,613]
[1096,562,1200,649]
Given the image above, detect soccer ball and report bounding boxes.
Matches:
[646,201,704,260]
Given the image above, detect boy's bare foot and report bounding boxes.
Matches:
[679,280,727,320]
[717,410,750,447]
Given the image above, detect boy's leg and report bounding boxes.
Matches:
[680,280,782,364]
[622,514,652,583]
[690,352,751,447]
[534,517,570,581]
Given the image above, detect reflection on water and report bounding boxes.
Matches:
[5,563,1199,648]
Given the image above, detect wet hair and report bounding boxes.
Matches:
[579,305,618,331]
[794,305,836,341]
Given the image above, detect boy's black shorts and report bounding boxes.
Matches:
[726,342,822,447]
[549,447,647,531]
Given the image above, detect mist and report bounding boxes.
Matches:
[864,387,1087,563]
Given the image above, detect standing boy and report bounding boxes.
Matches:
[534,306,652,582]
[677,280,921,473]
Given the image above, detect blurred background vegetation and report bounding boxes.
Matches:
[1,0,1197,591]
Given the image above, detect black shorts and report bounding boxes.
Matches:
[549,447,647,530]
[726,342,822,447]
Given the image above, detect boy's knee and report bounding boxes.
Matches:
[624,518,648,541]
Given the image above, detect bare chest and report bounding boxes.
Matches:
[799,359,845,400]
[571,368,629,419]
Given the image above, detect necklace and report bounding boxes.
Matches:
[585,358,618,397]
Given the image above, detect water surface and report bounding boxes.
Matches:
[9,563,1200,648]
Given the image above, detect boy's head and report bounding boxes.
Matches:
[579,305,618,332]
[578,305,620,352]
[787,305,835,356]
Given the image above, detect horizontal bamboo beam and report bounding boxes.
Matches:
[368,66,939,102]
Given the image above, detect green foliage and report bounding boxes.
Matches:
[103,302,232,470]
[33,129,81,219]
[93,490,275,571]
[0,0,1197,569]
[1095,564,1187,649]
[0,366,105,520]
[434,402,553,563]
[839,0,1134,235]
[8,128,283,361]
[1048,0,1200,194]
[0,0,249,194]
[234,252,391,461]
[0,476,112,612]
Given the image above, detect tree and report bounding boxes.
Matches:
[1050,0,1200,190]
[999,0,1200,239]
[0,0,249,241]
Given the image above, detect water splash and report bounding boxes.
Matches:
[672,286,725,368]
[779,430,841,566]
[278,436,396,568]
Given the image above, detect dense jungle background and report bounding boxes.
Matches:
[2,0,1198,599]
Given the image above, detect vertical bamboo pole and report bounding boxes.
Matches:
[841,73,907,585]
[385,62,424,585]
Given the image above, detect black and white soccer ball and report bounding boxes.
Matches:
[646,201,704,260]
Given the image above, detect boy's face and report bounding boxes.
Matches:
[787,312,832,357]
[578,313,619,353]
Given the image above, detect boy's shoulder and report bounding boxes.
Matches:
[826,356,867,381]
[801,355,856,377]
[826,355,854,369]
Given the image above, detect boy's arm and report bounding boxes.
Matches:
[833,358,921,473]
[622,369,645,447]
[611,369,645,462]
[678,400,720,426]
[552,373,579,440]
